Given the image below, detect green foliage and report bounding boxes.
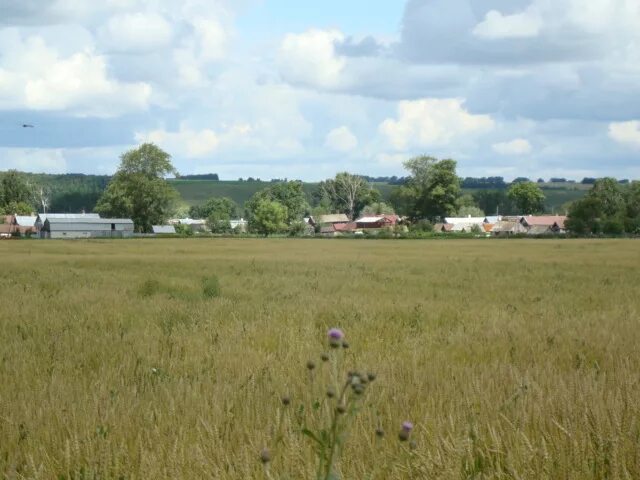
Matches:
[202,275,221,298]
[174,224,194,236]
[393,156,461,221]
[566,178,639,234]
[251,199,288,236]
[409,219,433,233]
[507,182,546,214]
[456,205,485,218]
[0,170,33,213]
[319,173,380,220]
[245,181,308,226]
[473,190,516,216]
[189,196,237,219]
[361,202,395,216]
[95,144,179,233]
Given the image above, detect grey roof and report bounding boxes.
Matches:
[46,217,133,224]
[318,214,349,224]
[14,216,37,226]
[152,225,176,234]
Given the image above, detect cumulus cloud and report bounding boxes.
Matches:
[473,9,542,39]
[0,32,151,116]
[325,126,358,152]
[492,138,533,155]
[135,124,221,158]
[609,121,640,148]
[379,98,494,151]
[98,12,173,52]
[278,29,346,89]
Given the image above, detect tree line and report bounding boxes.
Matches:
[3,144,638,236]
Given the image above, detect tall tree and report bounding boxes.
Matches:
[189,197,238,234]
[246,181,308,225]
[507,181,546,214]
[320,172,379,220]
[566,178,630,234]
[251,199,288,236]
[95,144,178,232]
[392,156,460,221]
[0,170,32,211]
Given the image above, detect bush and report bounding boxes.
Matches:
[410,220,433,233]
[202,275,220,298]
[174,224,193,236]
[138,279,161,298]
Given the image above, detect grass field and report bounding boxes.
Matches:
[1,238,638,479]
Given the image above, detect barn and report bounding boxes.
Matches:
[42,217,134,239]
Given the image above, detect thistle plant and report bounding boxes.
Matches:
[260,328,415,480]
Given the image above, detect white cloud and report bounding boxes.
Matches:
[608,121,640,148]
[0,147,68,173]
[0,33,151,116]
[473,9,542,39]
[278,29,346,89]
[492,138,533,155]
[325,126,358,152]
[379,98,494,151]
[98,12,173,52]
[192,17,228,61]
[135,124,221,158]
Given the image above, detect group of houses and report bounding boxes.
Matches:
[1,210,568,239]
[433,215,567,235]
[1,213,134,239]
[313,213,567,236]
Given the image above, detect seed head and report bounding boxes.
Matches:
[336,404,347,414]
[398,430,410,442]
[306,360,316,371]
[402,421,414,432]
[320,353,330,362]
[326,387,336,399]
[375,428,385,438]
[367,372,377,382]
[341,340,349,349]
[260,448,271,464]
[328,328,344,348]
[281,395,291,406]
[352,383,365,395]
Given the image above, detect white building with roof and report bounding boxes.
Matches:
[152,225,176,234]
[42,217,134,239]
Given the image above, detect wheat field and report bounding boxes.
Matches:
[0,238,639,479]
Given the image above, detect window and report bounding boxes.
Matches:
[111,223,116,230]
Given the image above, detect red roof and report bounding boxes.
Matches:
[521,215,566,228]
[334,222,357,232]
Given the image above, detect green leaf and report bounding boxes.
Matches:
[301,428,323,446]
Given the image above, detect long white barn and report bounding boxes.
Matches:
[42,217,134,239]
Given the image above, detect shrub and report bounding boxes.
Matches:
[138,279,160,298]
[202,275,221,298]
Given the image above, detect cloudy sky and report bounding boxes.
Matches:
[0,0,639,180]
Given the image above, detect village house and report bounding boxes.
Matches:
[168,218,207,232]
[520,215,567,234]
[230,218,248,232]
[35,213,101,237]
[42,217,134,239]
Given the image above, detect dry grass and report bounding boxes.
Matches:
[0,238,639,479]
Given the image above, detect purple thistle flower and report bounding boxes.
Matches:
[402,421,414,432]
[328,328,344,340]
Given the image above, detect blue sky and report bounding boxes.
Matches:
[0,0,639,180]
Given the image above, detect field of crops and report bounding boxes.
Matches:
[1,238,638,479]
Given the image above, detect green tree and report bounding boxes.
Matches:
[246,181,308,225]
[566,178,629,234]
[456,205,485,218]
[95,144,178,233]
[251,199,288,236]
[320,173,380,220]
[507,181,546,214]
[0,170,33,212]
[189,196,237,219]
[392,156,460,221]
[361,202,395,216]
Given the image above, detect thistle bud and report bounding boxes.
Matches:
[260,448,271,464]
[398,430,410,442]
[326,387,336,399]
[281,395,291,406]
[352,383,365,395]
[320,353,330,362]
[367,372,377,382]
[336,404,346,414]
[341,341,349,349]
[375,428,385,438]
[409,440,417,450]
[306,360,316,371]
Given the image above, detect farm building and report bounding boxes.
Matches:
[520,215,567,234]
[432,223,454,233]
[355,216,394,229]
[1,215,38,236]
[35,213,101,237]
[320,222,357,236]
[42,217,134,239]
[152,225,176,234]
[318,214,350,225]
[169,218,207,232]
[230,218,248,232]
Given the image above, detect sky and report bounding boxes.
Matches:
[0,0,639,181]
